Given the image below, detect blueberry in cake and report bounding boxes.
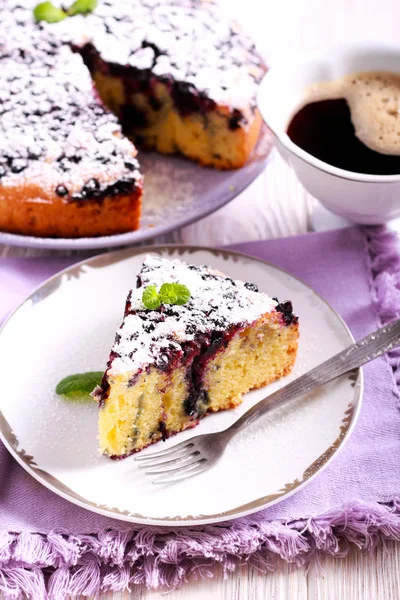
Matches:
[0,1,265,237]
[94,256,299,458]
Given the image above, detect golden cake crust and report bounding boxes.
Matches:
[0,181,142,237]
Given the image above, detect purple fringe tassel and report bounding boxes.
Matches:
[364,226,400,407]
[1,226,400,599]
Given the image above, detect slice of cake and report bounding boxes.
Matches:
[94,256,299,458]
[64,0,266,169]
[0,8,142,238]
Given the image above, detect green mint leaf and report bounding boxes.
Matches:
[159,282,179,305]
[67,0,98,16]
[171,283,191,305]
[142,285,161,310]
[33,2,67,22]
[56,371,103,400]
[142,282,191,309]
[159,282,190,305]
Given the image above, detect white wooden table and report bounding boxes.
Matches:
[2,0,400,597]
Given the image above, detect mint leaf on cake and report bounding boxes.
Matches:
[159,282,191,306]
[142,285,161,310]
[142,282,191,309]
[33,0,97,23]
[67,0,98,16]
[171,283,191,305]
[33,2,67,23]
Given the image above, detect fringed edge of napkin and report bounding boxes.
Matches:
[364,226,400,409]
[1,501,400,598]
[2,226,400,600]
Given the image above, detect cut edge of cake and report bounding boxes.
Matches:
[89,65,265,170]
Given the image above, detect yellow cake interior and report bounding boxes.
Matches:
[93,71,262,169]
[99,314,298,458]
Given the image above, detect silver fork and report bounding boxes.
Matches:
[135,318,400,484]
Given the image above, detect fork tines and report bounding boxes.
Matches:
[134,441,207,484]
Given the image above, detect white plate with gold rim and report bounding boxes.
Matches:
[0,245,362,525]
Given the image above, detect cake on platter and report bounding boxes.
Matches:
[0,0,266,237]
[94,256,299,458]
[0,10,142,237]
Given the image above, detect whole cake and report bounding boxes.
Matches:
[0,1,266,237]
[94,256,299,458]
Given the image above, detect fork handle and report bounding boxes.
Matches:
[227,318,400,437]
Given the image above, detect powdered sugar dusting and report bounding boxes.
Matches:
[4,0,264,131]
[0,0,263,208]
[110,255,277,375]
[0,4,141,201]
[57,0,265,122]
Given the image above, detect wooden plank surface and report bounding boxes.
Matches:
[2,0,400,598]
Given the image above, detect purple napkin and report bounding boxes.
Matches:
[1,226,400,599]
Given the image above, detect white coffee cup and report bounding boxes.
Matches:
[257,43,400,225]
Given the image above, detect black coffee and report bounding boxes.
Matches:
[287,98,400,175]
